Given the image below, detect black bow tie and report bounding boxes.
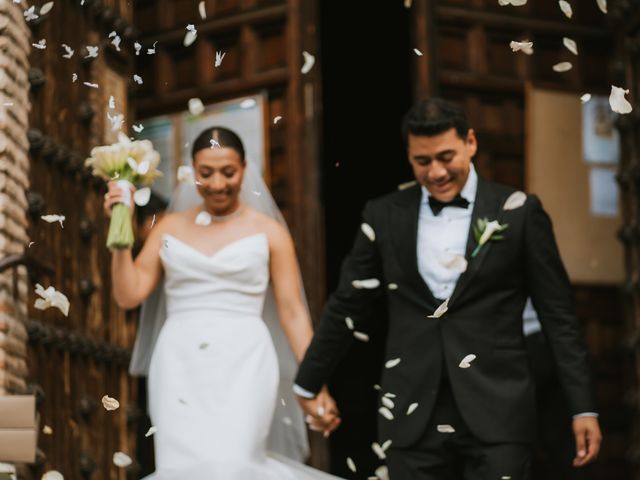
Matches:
[428,195,470,215]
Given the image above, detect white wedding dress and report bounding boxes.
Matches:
[144,231,342,480]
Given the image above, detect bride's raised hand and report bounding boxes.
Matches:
[103,181,136,218]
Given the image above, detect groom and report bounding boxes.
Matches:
[295,98,602,479]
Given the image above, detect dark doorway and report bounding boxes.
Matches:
[319,2,413,478]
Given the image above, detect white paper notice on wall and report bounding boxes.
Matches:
[589,167,618,217]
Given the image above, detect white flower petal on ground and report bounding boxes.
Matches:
[215,51,226,68]
[188,98,205,116]
[40,1,54,13]
[440,253,468,273]
[459,354,477,369]
[198,0,206,19]
[101,395,120,411]
[352,278,381,289]
[301,51,315,74]
[563,37,578,55]
[385,358,401,369]
[34,284,70,316]
[42,471,64,480]
[381,397,395,409]
[596,0,607,13]
[413,48,423,56]
[610,86,633,114]
[113,452,132,468]
[361,223,376,241]
[41,214,65,227]
[581,93,592,104]
[503,191,527,210]
[559,0,573,18]
[407,402,419,415]
[509,41,533,54]
[437,424,456,433]
[61,44,74,59]
[184,25,197,47]
[378,407,394,420]
[133,74,143,85]
[145,426,157,437]
[428,298,449,318]
[353,331,370,342]
[345,317,354,330]
[552,62,572,72]
[42,425,53,434]
[273,116,282,124]
[372,442,386,460]
[346,457,357,473]
[195,211,212,226]
[134,187,151,207]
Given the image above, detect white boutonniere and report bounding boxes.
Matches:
[472,218,508,258]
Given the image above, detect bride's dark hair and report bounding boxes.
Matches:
[191,126,246,164]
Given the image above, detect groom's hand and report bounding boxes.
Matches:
[296,386,341,437]
[572,416,602,467]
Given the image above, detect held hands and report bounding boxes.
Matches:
[572,416,602,467]
[296,385,342,437]
[103,181,136,218]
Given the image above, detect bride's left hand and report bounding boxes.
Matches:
[298,386,342,437]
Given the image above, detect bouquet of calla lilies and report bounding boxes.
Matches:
[85,133,162,249]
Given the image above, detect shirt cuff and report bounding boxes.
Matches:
[293,384,317,399]
[573,412,599,418]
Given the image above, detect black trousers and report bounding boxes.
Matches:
[386,379,532,480]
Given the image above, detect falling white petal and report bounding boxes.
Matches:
[509,41,533,54]
[72,73,78,82]
[84,82,99,89]
[41,214,65,228]
[42,425,53,434]
[407,402,419,415]
[375,466,390,480]
[361,223,376,242]
[108,96,115,109]
[372,442,386,460]
[61,44,74,59]
[501,476,512,480]
[113,452,132,468]
[215,51,226,68]
[440,253,468,273]
[413,48,423,56]
[195,211,212,226]
[85,45,99,58]
[378,407,394,420]
[437,424,456,433]
[42,472,64,480]
[188,98,205,116]
[596,0,607,13]
[373,384,381,390]
[498,0,527,5]
[133,74,143,85]
[198,0,206,19]
[610,86,633,114]
[32,39,47,50]
[580,93,592,104]
[388,283,399,290]
[428,298,449,318]
[559,0,573,18]
[459,354,477,369]
[102,395,120,411]
[381,440,392,451]
[273,116,282,124]
[552,62,572,72]
[353,331,370,342]
[503,191,527,210]
[184,25,197,47]
[563,37,578,55]
[39,1,54,13]
[132,124,144,133]
[134,42,142,55]
[134,187,151,207]
[385,358,401,369]
[145,426,157,437]
[345,317,354,330]
[147,41,158,55]
[383,393,396,398]
[381,397,395,409]
[352,278,381,289]
[301,51,315,74]
[346,458,357,473]
[24,6,38,21]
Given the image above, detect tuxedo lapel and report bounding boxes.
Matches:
[390,186,438,306]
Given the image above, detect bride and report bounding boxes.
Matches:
[104,126,343,479]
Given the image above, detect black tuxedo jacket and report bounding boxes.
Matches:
[295,177,596,447]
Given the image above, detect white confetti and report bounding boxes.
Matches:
[113,452,132,468]
[385,358,401,369]
[301,51,315,74]
[596,0,607,13]
[345,317,354,330]
[378,406,394,420]
[132,124,144,133]
[346,457,357,473]
[133,74,143,85]
[428,298,449,318]
[188,98,205,116]
[353,331,370,342]
[580,93,592,104]
[101,395,120,411]
[372,442,386,460]
[198,0,206,19]
[610,85,633,114]
[145,426,157,437]
[459,354,477,369]
[72,73,78,83]
[361,223,375,242]
[352,278,381,289]
[503,191,527,210]
[273,115,283,124]
[84,82,99,89]
[559,0,572,18]
[40,1,54,14]
[147,41,158,55]
[498,0,527,5]
[42,425,53,434]
[509,41,533,55]
[32,39,47,50]
[85,45,99,58]
[184,24,197,47]
[107,112,123,131]
[440,253,468,273]
[41,214,65,227]
[134,187,151,206]
[24,6,38,21]
[437,424,456,433]
[61,44,74,59]
[195,211,212,226]
[552,62,572,72]
[42,471,64,480]
[413,48,423,56]
[407,402,419,415]
[563,37,578,55]
[381,397,395,409]
[215,50,226,68]
[134,42,142,56]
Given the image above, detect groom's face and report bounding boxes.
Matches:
[407,128,477,202]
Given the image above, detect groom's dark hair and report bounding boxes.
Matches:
[192,126,246,163]
[401,98,470,143]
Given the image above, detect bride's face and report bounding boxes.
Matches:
[193,147,245,214]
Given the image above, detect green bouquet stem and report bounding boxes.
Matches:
[107,203,135,250]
